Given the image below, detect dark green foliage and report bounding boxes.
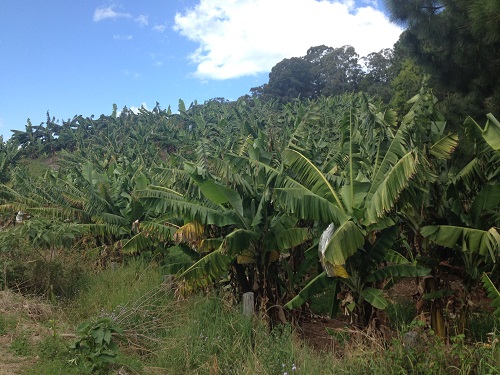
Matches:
[359,48,395,102]
[264,57,318,102]
[385,0,500,121]
[385,298,417,331]
[254,45,377,103]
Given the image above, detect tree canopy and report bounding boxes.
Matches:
[385,0,500,118]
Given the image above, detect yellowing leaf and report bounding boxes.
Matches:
[237,255,254,264]
[323,260,350,278]
[174,221,204,248]
[269,251,280,263]
[333,265,350,278]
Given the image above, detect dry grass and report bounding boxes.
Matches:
[0,290,53,322]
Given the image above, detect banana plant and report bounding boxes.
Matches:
[420,113,500,335]
[277,92,448,326]
[481,273,500,320]
[139,131,310,319]
[0,137,21,183]
[0,153,163,261]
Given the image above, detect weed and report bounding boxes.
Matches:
[22,360,81,375]
[386,298,417,331]
[69,317,123,374]
[13,261,500,375]
[466,313,498,342]
[10,331,32,356]
[69,259,162,322]
[0,314,14,334]
[36,335,69,361]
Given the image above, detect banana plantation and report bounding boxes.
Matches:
[1,84,499,343]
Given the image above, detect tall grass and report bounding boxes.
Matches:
[67,259,164,322]
[17,261,500,375]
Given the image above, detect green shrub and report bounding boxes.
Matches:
[69,317,123,374]
[3,253,88,300]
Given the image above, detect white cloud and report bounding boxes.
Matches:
[122,69,142,79]
[113,34,133,40]
[150,53,167,67]
[93,6,132,22]
[173,0,403,79]
[136,14,149,26]
[153,24,167,33]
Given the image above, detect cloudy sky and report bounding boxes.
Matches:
[0,0,402,140]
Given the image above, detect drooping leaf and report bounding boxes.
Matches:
[221,229,256,257]
[177,248,232,289]
[469,185,500,226]
[282,149,346,212]
[95,212,129,227]
[274,187,348,225]
[274,227,310,251]
[122,233,152,254]
[365,150,418,224]
[153,199,236,227]
[429,134,459,160]
[284,272,332,309]
[174,221,204,247]
[323,220,364,268]
[481,273,500,319]
[361,287,388,310]
[470,113,500,152]
[366,264,431,282]
[198,238,223,253]
[421,225,500,259]
[384,249,411,264]
[366,226,399,263]
[140,220,177,242]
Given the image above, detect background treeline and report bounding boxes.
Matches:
[252,0,500,129]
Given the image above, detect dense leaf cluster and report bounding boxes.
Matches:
[0,86,498,335]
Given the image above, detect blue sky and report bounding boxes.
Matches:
[0,0,402,141]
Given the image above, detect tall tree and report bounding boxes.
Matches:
[314,45,362,97]
[384,0,500,118]
[265,57,318,102]
[359,48,395,103]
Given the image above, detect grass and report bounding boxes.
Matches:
[10,331,32,356]
[0,313,15,335]
[0,260,497,375]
